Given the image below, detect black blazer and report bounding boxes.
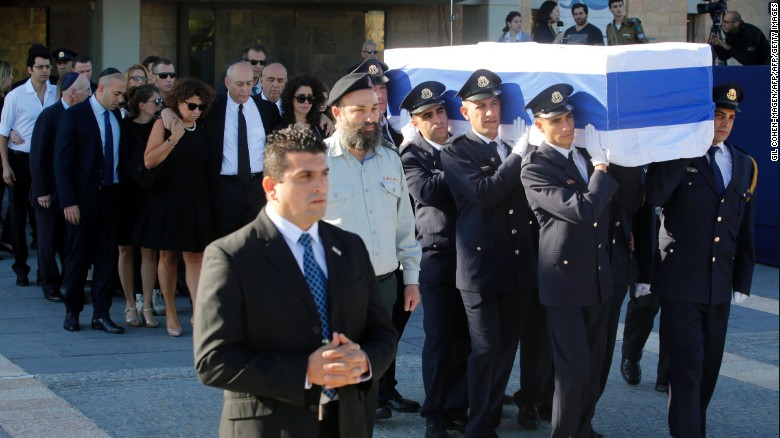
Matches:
[194,209,397,438]
[646,142,756,304]
[30,100,65,203]
[606,164,646,289]
[204,95,281,180]
[441,130,537,294]
[54,99,125,209]
[520,143,619,307]
[401,133,457,285]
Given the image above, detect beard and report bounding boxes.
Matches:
[340,121,382,152]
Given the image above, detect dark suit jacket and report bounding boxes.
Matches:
[646,142,756,304]
[194,209,397,438]
[204,95,281,180]
[520,143,619,307]
[441,130,537,294]
[30,100,66,203]
[606,164,647,289]
[400,133,457,285]
[54,99,125,210]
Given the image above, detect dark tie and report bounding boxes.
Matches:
[237,104,251,182]
[299,233,336,400]
[488,141,501,161]
[103,110,114,186]
[708,146,725,195]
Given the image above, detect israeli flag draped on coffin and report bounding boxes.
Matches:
[384,42,714,167]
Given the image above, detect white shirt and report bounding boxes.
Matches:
[472,130,508,162]
[265,205,328,278]
[709,142,733,188]
[221,95,266,175]
[260,90,283,114]
[0,79,58,152]
[424,137,444,151]
[88,95,120,183]
[549,143,589,183]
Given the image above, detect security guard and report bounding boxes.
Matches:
[51,48,77,85]
[399,81,468,438]
[605,0,649,45]
[647,81,756,438]
[520,84,618,438]
[441,69,537,438]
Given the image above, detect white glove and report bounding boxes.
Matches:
[733,291,748,304]
[584,124,608,166]
[635,283,652,298]
[510,117,531,156]
[398,109,417,145]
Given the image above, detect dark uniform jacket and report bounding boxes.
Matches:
[401,132,456,285]
[714,22,770,65]
[520,143,618,307]
[606,17,649,45]
[30,100,66,204]
[441,130,537,294]
[646,142,756,304]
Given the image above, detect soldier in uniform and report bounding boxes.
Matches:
[520,84,618,438]
[606,0,649,45]
[399,81,469,438]
[647,82,756,438]
[441,69,537,438]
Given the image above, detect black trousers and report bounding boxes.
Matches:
[515,287,554,408]
[660,297,729,438]
[8,151,32,276]
[33,202,66,292]
[622,292,670,383]
[378,268,413,403]
[214,174,265,239]
[419,279,469,423]
[546,301,609,438]
[461,290,524,438]
[63,187,119,319]
[600,284,629,395]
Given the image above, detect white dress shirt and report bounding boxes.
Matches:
[88,95,120,183]
[424,137,445,151]
[0,79,58,152]
[265,205,328,278]
[221,95,266,175]
[709,142,733,188]
[260,90,283,114]
[472,130,508,162]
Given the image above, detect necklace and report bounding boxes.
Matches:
[184,121,197,132]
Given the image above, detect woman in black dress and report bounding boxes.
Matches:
[134,78,214,337]
[533,1,565,44]
[119,84,162,328]
[277,75,328,138]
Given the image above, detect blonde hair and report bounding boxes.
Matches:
[0,61,13,97]
[124,64,150,85]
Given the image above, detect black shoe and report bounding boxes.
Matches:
[425,419,449,438]
[620,358,641,385]
[384,395,421,413]
[447,418,466,434]
[64,312,80,332]
[91,317,125,334]
[655,381,669,393]
[374,405,392,420]
[16,274,30,287]
[538,401,553,422]
[44,289,64,302]
[516,404,539,430]
[502,393,514,404]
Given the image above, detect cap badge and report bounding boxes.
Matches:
[727,89,737,101]
[59,51,65,58]
[368,65,380,75]
[421,88,433,99]
[551,91,563,104]
[477,76,489,88]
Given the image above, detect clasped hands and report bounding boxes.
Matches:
[307,332,370,389]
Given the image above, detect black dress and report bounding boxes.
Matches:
[133,124,212,252]
[533,23,557,43]
[118,119,153,245]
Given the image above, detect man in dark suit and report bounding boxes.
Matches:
[29,73,92,302]
[194,128,396,438]
[520,84,618,438]
[54,69,127,334]
[399,81,469,438]
[205,61,281,237]
[647,82,756,438]
[440,69,537,438]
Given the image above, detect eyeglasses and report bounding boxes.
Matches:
[131,75,148,82]
[148,98,163,106]
[294,94,316,104]
[362,50,379,55]
[155,72,177,79]
[243,59,267,66]
[184,101,208,111]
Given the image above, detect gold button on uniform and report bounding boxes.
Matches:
[511,229,517,235]
[712,257,716,262]
[508,209,514,214]
[615,221,620,226]
[714,237,720,243]
[669,248,674,253]
[593,222,598,227]
[514,250,519,255]
[563,260,569,265]
[717,216,722,222]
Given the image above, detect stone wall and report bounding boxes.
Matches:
[386,5,463,48]
[140,1,178,63]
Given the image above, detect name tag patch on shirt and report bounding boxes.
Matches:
[686,167,699,173]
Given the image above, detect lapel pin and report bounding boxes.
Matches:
[331,246,342,256]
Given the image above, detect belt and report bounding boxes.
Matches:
[8,149,29,155]
[220,172,263,181]
[376,271,395,282]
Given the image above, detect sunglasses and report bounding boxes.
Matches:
[148,97,163,106]
[243,59,267,66]
[155,72,177,79]
[131,75,148,82]
[362,50,379,55]
[184,101,208,111]
[294,94,316,104]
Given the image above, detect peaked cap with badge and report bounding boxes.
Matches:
[351,59,389,85]
[327,72,375,106]
[53,48,77,63]
[456,69,502,102]
[400,81,446,115]
[524,83,574,119]
[712,81,744,112]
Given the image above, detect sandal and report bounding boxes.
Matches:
[142,308,159,328]
[125,307,141,327]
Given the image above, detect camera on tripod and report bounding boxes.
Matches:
[696,0,728,15]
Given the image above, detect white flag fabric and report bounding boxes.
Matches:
[384,42,715,166]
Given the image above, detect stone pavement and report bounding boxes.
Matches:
[0,248,777,437]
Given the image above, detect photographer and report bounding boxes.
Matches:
[710,11,770,65]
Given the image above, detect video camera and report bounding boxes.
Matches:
[697,0,728,40]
